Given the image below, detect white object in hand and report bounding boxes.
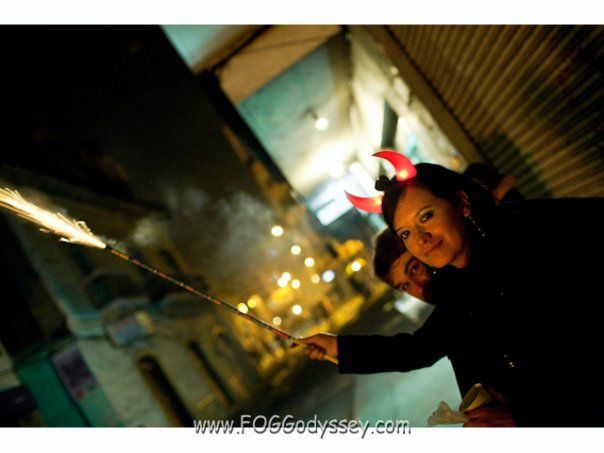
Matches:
[428,383,492,426]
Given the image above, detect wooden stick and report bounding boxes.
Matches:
[108,246,339,365]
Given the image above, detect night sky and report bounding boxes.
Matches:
[0,26,263,203]
[0,25,292,301]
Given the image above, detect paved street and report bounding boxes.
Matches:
[246,297,462,427]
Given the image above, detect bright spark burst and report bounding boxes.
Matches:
[0,187,106,249]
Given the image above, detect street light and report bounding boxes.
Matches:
[322,270,335,283]
[271,225,284,237]
[314,117,329,131]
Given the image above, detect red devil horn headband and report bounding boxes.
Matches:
[344,192,383,213]
[345,151,417,214]
[373,150,417,180]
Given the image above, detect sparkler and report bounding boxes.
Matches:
[0,188,106,249]
[0,187,338,365]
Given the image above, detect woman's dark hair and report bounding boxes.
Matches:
[379,163,496,237]
[373,228,407,286]
[463,162,502,192]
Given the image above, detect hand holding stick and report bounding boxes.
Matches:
[294,333,339,365]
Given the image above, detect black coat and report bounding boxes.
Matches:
[337,294,493,396]
[338,198,604,426]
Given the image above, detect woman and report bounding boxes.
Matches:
[300,154,604,427]
[373,228,511,414]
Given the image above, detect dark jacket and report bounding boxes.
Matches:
[338,198,604,426]
[337,295,493,396]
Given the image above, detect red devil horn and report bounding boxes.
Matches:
[345,191,383,214]
[373,150,417,181]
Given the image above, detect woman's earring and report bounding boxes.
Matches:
[467,215,487,239]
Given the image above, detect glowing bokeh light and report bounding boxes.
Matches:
[273,316,282,326]
[291,279,301,289]
[271,225,284,237]
[292,304,302,315]
[311,274,320,284]
[315,117,329,131]
[322,270,335,283]
[329,164,345,179]
[304,257,315,267]
[351,260,362,272]
[237,303,249,314]
[290,245,301,255]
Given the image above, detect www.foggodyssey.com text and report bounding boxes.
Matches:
[194,415,411,438]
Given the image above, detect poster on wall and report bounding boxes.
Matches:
[51,344,95,402]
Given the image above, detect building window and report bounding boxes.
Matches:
[136,355,192,427]
[71,247,143,309]
[188,341,234,407]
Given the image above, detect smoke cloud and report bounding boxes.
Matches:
[159,184,283,298]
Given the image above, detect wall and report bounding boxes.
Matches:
[372,25,604,197]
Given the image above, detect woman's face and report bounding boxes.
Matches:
[392,185,470,268]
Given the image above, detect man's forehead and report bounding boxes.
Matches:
[392,250,413,271]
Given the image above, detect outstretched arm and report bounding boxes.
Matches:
[296,309,449,374]
[335,330,445,374]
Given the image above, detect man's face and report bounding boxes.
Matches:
[388,250,431,301]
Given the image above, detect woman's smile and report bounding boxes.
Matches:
[422,239,442,257]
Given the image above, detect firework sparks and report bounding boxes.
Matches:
[0,187,106,249]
